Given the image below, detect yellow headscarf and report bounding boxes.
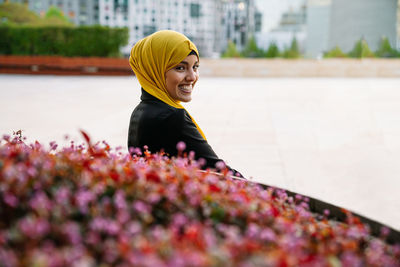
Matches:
[129,30,206,140]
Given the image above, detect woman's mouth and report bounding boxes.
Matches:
[179,85,192,93]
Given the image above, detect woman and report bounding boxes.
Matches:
[128,30,240,175]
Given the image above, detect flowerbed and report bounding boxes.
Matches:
[0,132,399,267]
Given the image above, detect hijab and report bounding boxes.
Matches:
[129,30,206,140]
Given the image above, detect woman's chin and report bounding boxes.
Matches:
[180,97,192,103]
[177,93,192,102]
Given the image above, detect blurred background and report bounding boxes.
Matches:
[1,0,400,231]
[0,0,399,58]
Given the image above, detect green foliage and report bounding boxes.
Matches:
[0,3,73,26]
[40,5,73,26]
[282,37,301,59]
[348,39,375,58]
[0,25,129,57]
[265,42,280,58]
[222,40,241,58]
[324,46,348,58]
[375,36,399,58]
[241,36,265,58]
[0,2,41,26]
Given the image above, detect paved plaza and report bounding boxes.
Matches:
[1,74,399,231]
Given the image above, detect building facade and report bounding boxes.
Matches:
[305,0,331,58]
[306,0,398,58]
[220,0,260,51]
[329,0,397,52]
[256,3,307,52]
[1,0,260,57]
[98,0,260,57]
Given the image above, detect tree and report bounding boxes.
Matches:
[348,38,375,58]
[0,2,41,25]
[241,36,264,58]
[0,3,73,26]
[375,36,398,58]
[38,5,73,26]
[221,40,241,58]
[282,37,301,59]
[265,42,280,58]
[324,46,347,58]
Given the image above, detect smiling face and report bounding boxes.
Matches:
[165,54,199,102]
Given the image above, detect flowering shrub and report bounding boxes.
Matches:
[0,132,399,267]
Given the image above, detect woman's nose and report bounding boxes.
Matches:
[185,69,197,82]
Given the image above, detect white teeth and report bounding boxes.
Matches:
[179,85,192,92]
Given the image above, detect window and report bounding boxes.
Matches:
[143,25,156,36]
[190,3,201,18]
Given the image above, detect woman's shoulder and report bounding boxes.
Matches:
[132,101,185,124]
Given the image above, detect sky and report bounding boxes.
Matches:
[255,0,305,32]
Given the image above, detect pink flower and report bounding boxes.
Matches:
[215,161,225,170]
[127,221,142,236]
[114,190,127,210]
[133,200,151,214]
[246,223,259,238]
[380,226,390,237]
[29,192,52,213]
[49,141,58,151]
[18,217,50,239]
[260,228,277,242]
[176,141,186,151]
[63,222,81,245]
[172,213,188,228]
[3,193,18,208]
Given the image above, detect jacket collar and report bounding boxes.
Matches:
[140,88,163,103]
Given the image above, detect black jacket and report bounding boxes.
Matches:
[128,89,223,169]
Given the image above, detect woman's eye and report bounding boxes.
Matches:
[193,65,199,70]
[175,66,185,71]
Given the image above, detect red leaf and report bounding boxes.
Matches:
[209,184,221,193]
[146,171,161,183]
[80,129,91,146]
